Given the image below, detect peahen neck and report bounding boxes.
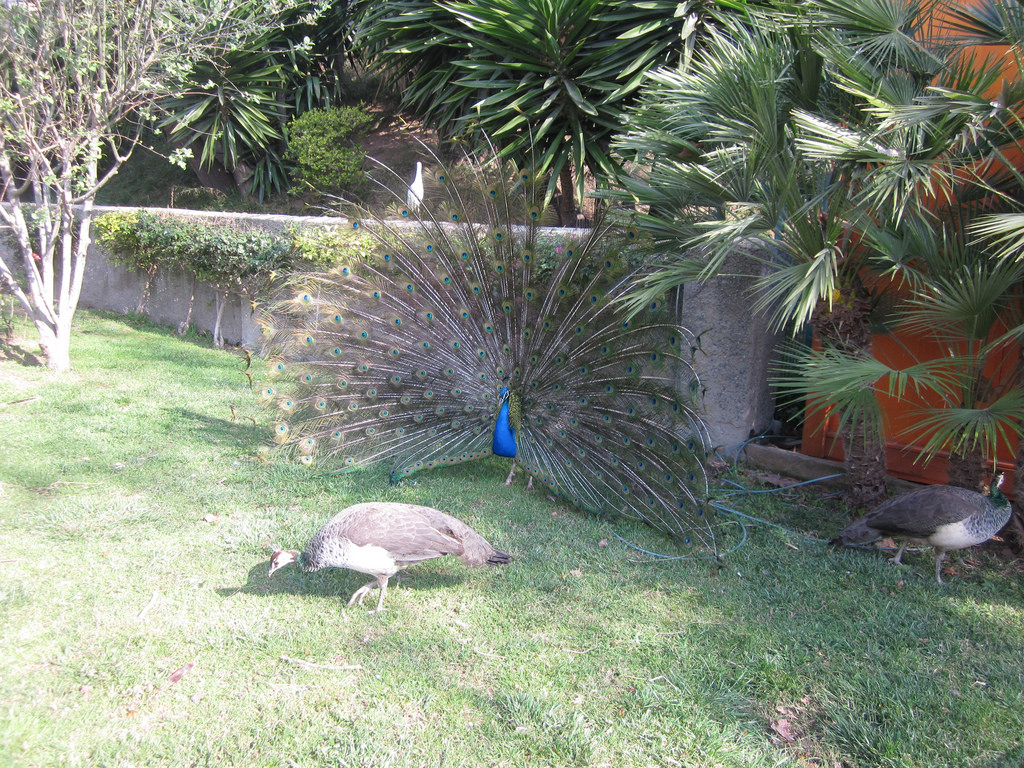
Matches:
[982,479,1012,532]
[297,550,317,572]
[990,485,1010,514]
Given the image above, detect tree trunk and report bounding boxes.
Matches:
[1010,345,1024,549]
[815,282,889,509]
[34,315,71,373]
[212,291,227,348]
[136,265,157,314]
[0,172,88,374]
[841,417,888,510]
[187,155,236,195]
[178,274,197,336]
[232,161,254,200]
[557,164,575,227]
[946,446,987,492]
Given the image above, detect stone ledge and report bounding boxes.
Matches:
[741,443,919,493]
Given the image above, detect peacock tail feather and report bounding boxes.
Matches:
[258,147,720,551]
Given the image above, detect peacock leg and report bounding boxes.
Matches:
[888,540,909,566]
[348,579,380,607]
[504,462,533,490]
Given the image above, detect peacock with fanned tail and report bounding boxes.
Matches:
[257,148,724,553]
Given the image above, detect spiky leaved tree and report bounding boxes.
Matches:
[357,0,715,225]
[914,0,1024,536]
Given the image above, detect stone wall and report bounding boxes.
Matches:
[74,206,339,349]
[3,206,779,449]
[675,244,780,452]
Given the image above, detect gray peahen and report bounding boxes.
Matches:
[258,146,720,552]
[830,473,1011,583]
[268,501,510,612]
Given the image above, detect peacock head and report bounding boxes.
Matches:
[268,549,300,577]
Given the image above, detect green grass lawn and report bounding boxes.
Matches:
[1,311,1021,768]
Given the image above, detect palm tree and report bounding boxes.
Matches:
[796,1,1024,500]
[160,46,293,200]
[613,0,1019,508]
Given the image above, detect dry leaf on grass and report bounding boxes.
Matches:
[769,716,800,742]
[167,662,194,684]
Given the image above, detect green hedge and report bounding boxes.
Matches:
[94,211,374,294]
[94,211,293,289]
[92,211,632,301]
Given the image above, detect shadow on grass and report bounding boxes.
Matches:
[0,338,43,367]
[978,742,1023,767]
[219,558,468,605]
[170,407,265,449]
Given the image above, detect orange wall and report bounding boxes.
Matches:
[801,328,1018,497]
[800,2,1020,495]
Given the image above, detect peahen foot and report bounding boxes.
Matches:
[347,579,378,607]
[348,574,390,612]
[887,540,910,566]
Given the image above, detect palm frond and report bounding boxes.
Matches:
[902,259,1023,341]
[809,0,944,77]
[771,342,891,442]
[941,0,1024,47]
[909,389,1024,463]
[972,212,1024,258]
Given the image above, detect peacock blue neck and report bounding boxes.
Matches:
[492,387,517,458]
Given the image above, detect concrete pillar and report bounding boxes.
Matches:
[677,242,780,451]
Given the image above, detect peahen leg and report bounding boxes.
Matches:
[888,540,910,566]
[933,549,947,584]
[371,574,390,613]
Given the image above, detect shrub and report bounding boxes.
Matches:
[94,211,293,290]
[94,211,158,271]
[290,225,374,270]
[286,106,375,199]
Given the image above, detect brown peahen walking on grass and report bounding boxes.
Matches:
[257,146,722,554]
[830,473,1012,583]
[269,501,510,613]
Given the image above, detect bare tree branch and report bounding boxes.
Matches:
[0,0,302,371]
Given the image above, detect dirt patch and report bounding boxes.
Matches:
[361,113,438,180]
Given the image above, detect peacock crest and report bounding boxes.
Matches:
[257,146,722,552]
